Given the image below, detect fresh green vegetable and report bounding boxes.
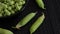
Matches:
[30,13,45,34]
[15,12,37,29]
[0,0,25,17]
[0,28,13,34]
[36,0,45,9]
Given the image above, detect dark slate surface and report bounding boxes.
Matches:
[0,0,60,34]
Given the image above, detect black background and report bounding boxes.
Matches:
[0,0,60,34]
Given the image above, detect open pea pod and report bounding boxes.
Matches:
[15,12,37,29]
[0,28,13,34]
[36,0,45,9]
[30,13,45,34]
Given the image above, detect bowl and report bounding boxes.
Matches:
[0,0,28,18]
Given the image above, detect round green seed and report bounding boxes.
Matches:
[10,1,14,5]
[18,2,23,6]
[22,1,25,4]
[0,13,3,17]
[10,10,15,14]
[4,9,11,16]
[16,6,22,10]
[8,6,12,10]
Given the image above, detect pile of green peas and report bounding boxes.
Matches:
[0,0,25,17]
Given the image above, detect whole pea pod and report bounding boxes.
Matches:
[36,0,45,9]
[30,13,45,34]
[0,28,13,34]
[15,12,37,29]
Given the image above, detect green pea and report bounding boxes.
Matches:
[11,5,14,8]
[16,6,22,11]
[6,0,14,5]
[4,5,8,8]
[30,13,45,34]
[15,12,37,29]
[9,1,14,5]
[22,1,25,4]
[0,28,13,34]
[18,2,23,6]
[15,3,22,10]
[8,6,12,10]
[36,0,45,9]
[19,6,23,10]
[0,3,3,10]
[10,10,15,14]
[0,13,3,17]
[1,3,7,8]
[4,9,11,16]
[0,11,4,14]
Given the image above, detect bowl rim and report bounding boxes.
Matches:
[0,0,29,18]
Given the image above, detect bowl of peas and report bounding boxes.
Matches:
[0,0,27,18]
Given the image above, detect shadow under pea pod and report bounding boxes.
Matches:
[0,0,29,28]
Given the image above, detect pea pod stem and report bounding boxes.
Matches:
[14,12,37,29]
[30,13,45,34]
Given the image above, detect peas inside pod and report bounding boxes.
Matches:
[0,0,25,17]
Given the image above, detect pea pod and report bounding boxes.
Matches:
[30,13,45,34]
[36,0,45,9]
[15,12,37,29]
[0,28,13,34]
